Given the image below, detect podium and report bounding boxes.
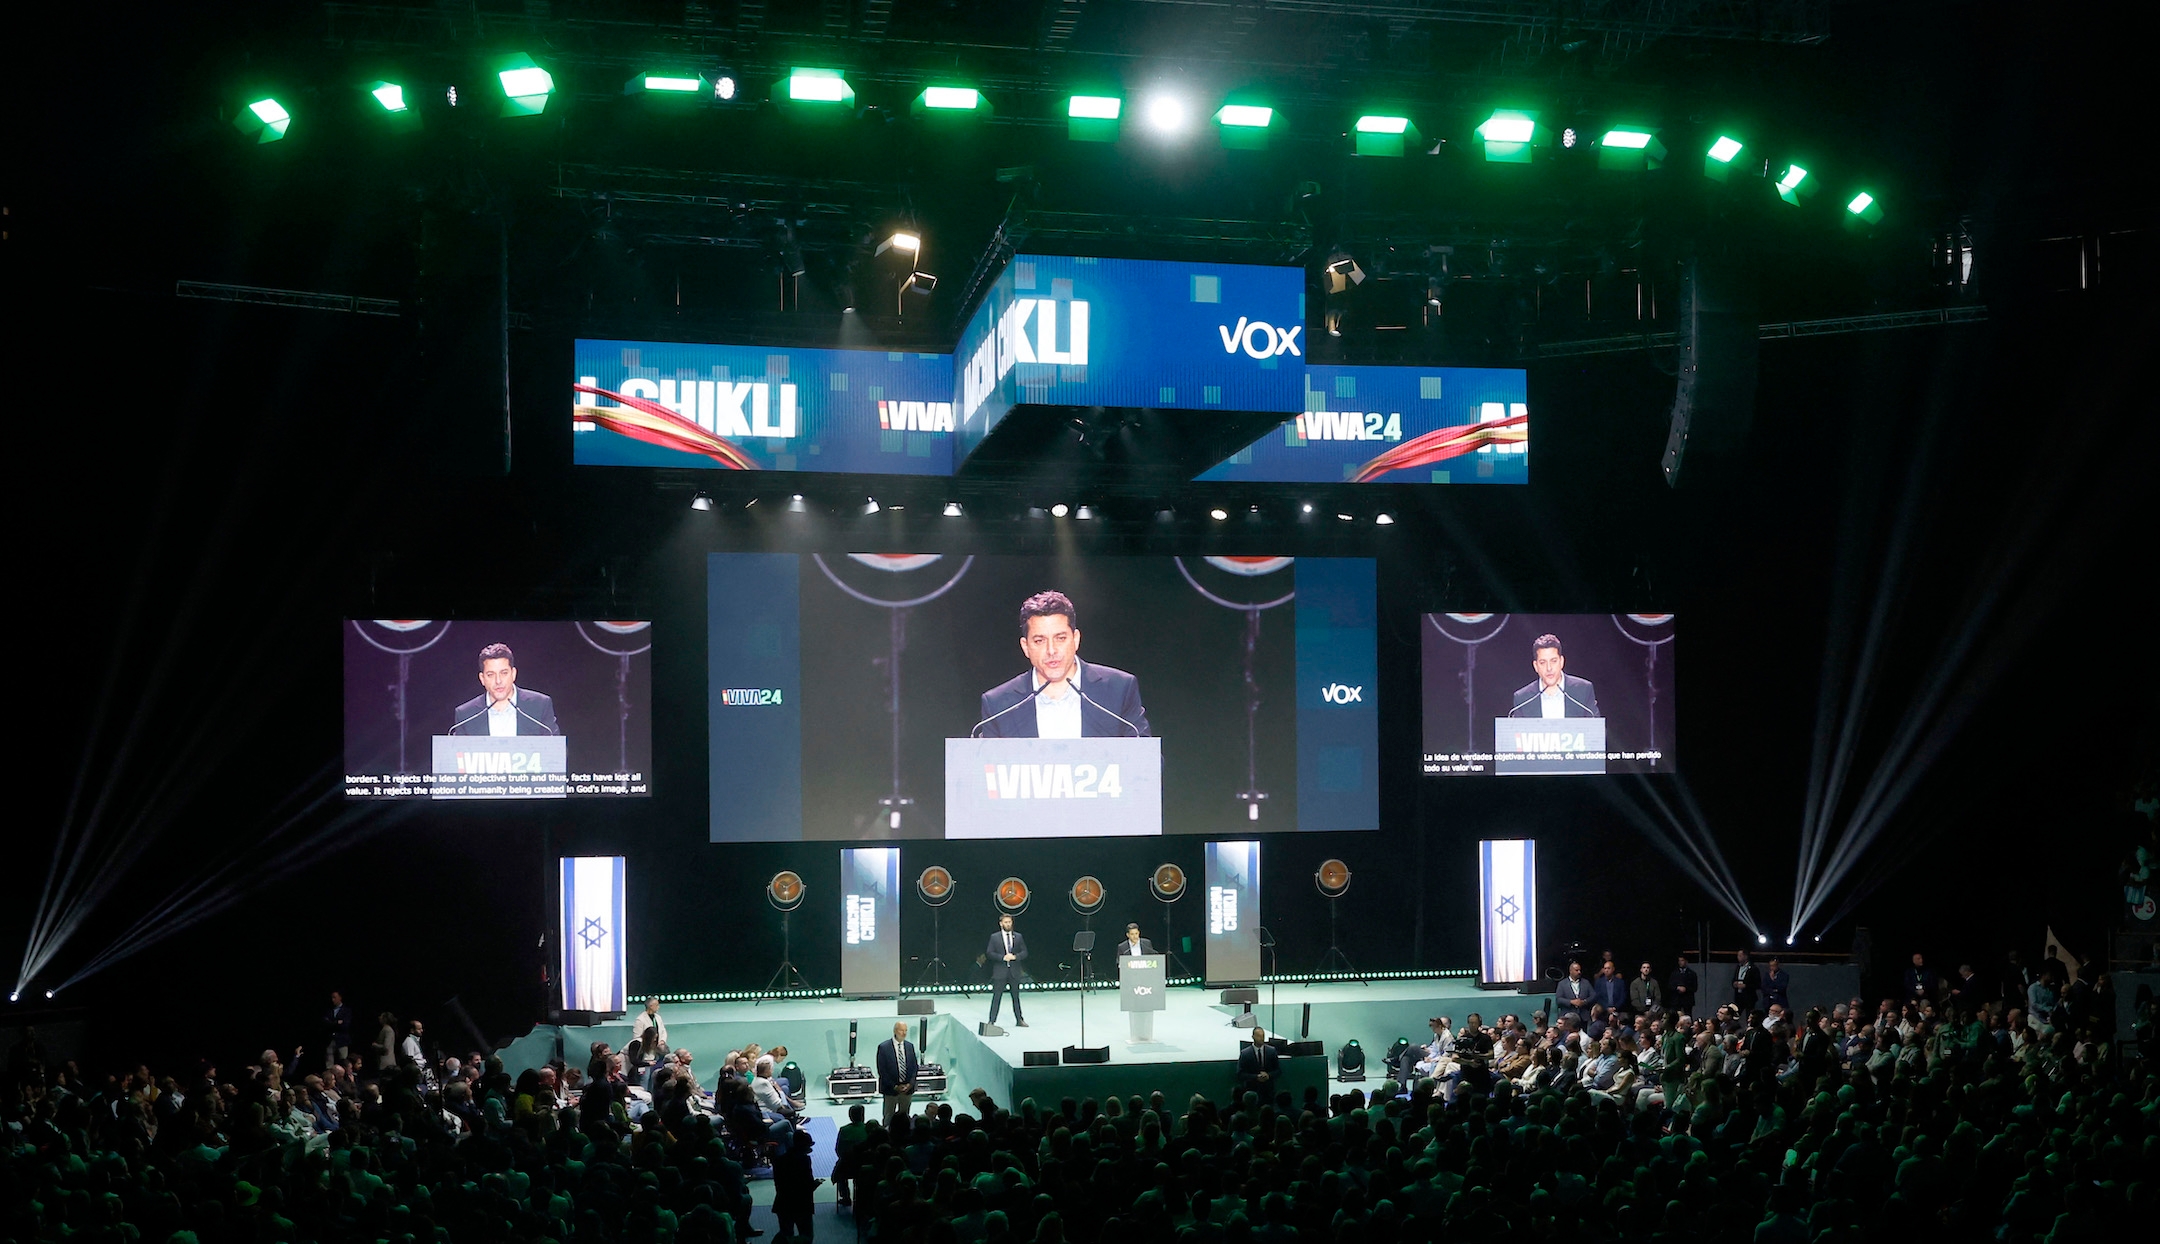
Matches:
[1493,717,1606,776]
[1119,955,1167,1043]
[429,735,569,798]
[944,737,1163,839]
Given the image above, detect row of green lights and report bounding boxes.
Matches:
[237,56,558,142]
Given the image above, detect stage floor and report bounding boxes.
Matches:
[507,977,1510,1113]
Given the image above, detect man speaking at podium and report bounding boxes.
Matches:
[974,592,1150,739]
[1508,633,1598,719]
[450,643,560,736]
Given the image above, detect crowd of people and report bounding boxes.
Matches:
[4,949,2155,1243]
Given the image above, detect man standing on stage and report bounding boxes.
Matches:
[1115,922,1154,958]
[876,1021,918,1126]
[987,914,1029,1027]
[1236,1026,1280,1099]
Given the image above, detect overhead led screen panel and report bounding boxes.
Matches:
[956,255,1306,460]
[1196,365,1529,484]
[573,339,957,475]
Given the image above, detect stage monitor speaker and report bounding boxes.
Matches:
[917,1017,929,1052]
[898,998,935,1015]
[1285,1040,1324,1057]
[1220,988,1260,1005]
[1661,250,1760,489]
[1063,1045,1111,1064]
[560,1009,601,1027]
[1519,979,1549,995]
[1232,1012,1259,1029]
[1022,1050,1059,1067]
[979,1022,1007,1038]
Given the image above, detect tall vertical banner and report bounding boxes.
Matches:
[1204,840,1263,986]
[840,847,902,996]
[1478,839,1539,986]
[560,856,627,1014]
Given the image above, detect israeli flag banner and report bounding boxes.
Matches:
[1478,839,1538,986]
[560,856,627,1013]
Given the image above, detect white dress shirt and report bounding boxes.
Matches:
[1540,682,1565,719]
[488,690,520,737]
[1033,664,1084,738]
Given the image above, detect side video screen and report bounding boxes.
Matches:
[344,620,653,799]
[1421,613,1675,776]
[709,555,1377,841]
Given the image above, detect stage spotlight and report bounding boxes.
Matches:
[1598,127,1665,171]
[1757,933,1769,945]
[1475,109,1539,163]
[1374,513,1395,525]
[863,497,881,515]
[1704,133,1745,180]
[44,989,55,1000]
[787,494,806,513]
[1155,508,1175,523]
[877,231,920,257]
[1353,114,1413,157]
[713,74,738,101]
[785,67,853,104]
[497,56,555,115]
[943,501,962,517]
[689,492,714,511]
[1845,191,1884,225]
[1144,94,1189,134]
[236,97,291,143]
[1776,163,1812,205]
[1336,1038,1366,1081]
[767,871,806,911]
[1068,94,1121,142]
[370,82,409,112]
[1074,505,1095,520]
[995,877,1031,915]
[1301,503,1313,513]
[1217,104,1273,128]
[1315,859,1351,899]
[1336,513,1354,521]
[1384,1037,1411,1067]
[1209,507,1229,521]
[1069,875,1105,916]
[6,991,16,1003]
[917,86,982,112]
[637,72,705,93]
[1050,503,1069,517]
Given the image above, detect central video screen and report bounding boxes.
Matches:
[1421,612,1676,776]
[709,554,1377,841]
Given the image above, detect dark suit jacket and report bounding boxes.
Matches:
[976,660,1150,737]
[449,688,560,736]
[1113,938,1156,958]
[986,931,1029,981]
[1235,1042,1280,1092]
[1508,674,1599,717]
[875,1038,918,1096]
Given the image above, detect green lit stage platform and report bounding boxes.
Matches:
[504,977,1515,1113]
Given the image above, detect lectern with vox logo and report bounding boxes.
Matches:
[1119,955,1167,1043]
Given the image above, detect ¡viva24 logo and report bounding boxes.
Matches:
[1217,316,1303,359]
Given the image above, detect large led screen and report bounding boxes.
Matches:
[709,555,1377,841]
[573,339,957,475]
[344,620,653,799]
[1421,613,1675,776]
[1195,365,1529,484]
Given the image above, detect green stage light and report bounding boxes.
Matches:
[786,68,853,103]
[370,82,408,113]
[1597,126,1665,170]
[1476,109,1540,163]
[1845,190,1885,225]
[1353,113,1415,156]
[1707,135,1743,163]
[236,97,291,143]
[1217,104,1272,127]
[497,55,554,115]
[1069,95,1122,119]
[920,86,981,110]
[641,74,705,93]
[1847,191,1873,213]
[1776,162,1812,204]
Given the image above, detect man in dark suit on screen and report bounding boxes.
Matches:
[985,914,1029,1027]
[875,1021,918,1126]
[450,643,561,736]
[974,591,1150,738]
[1508,632,1598,719]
